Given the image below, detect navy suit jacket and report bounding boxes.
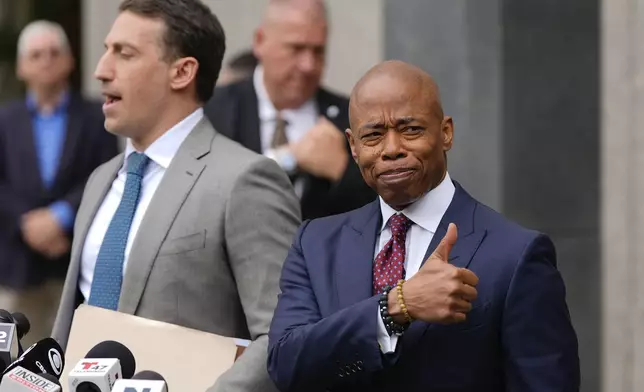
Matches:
[0,93,118,289]
[268,182,580,392]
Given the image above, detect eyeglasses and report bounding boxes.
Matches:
[25,47,63,62]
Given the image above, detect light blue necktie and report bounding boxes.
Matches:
[88,152,150,310]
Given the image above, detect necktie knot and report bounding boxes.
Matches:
[389,213,412,238]
[127,152,149,177]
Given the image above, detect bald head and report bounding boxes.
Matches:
[350,60,443,127]
[254,0,328,110]
[263,0,327,28]
[345,60,453,209]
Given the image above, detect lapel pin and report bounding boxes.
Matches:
[326,105,339,119]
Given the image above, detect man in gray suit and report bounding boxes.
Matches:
[51,0,300,391]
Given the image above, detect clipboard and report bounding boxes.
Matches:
[60,304,238,391]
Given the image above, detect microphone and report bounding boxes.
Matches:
[0,321,18,373]
[1,338,63,379]
[9,314,29,342]
[0,366,61,391]
[67,340,136,392]
[111,370,168,392]
[0,310,31,368]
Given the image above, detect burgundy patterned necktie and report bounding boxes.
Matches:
[373,213,412,295]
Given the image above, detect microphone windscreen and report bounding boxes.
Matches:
[133,370,165,381]
[0,310,12,322]
[84,341,136,378]
[3,337,65,378]
[11,313,30,339]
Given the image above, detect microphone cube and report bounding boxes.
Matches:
[1,366,61,391]
[67,358,122,392]
[111,379,168,392]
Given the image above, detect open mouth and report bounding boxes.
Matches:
[103,94,122,107]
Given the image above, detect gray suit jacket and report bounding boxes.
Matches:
[52,118,301,392]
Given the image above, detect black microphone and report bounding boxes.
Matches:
[67,340,136,392]
[1,338,64,380]
[10,314,29,342]
[111,370,168,392]
[132,371,165,381]
[0,311,25,373]
[84,341,136,379]
[0,311,29,340]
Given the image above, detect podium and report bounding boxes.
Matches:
[60,305,238,390]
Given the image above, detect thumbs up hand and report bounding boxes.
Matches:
[388,224,479,325]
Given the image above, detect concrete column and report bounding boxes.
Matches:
[385,1,600,391]
[601,0,644,390]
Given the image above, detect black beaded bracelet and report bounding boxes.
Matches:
[378,285,410,336]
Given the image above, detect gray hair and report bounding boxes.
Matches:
[17,20,70,57]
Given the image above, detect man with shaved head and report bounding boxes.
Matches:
[268,60,580,391]
[205,0,374,220]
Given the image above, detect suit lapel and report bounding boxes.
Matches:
[336,201,381,309]
[12,104,43,193]
[52,94,84,187]
[404,182,487,341]
[236,80,262,153]
[315,89,342,127]
[118,120,213,314]
[421,181,487,269]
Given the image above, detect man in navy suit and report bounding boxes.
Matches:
[0,20,117,345]
[267,60,580,391]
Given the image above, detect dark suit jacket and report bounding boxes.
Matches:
[268,182,580,392]
[0,93,118,289]
[204,78,376,220]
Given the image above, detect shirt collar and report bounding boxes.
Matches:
[252,64,317,122]
[379,172,456,234]
[121,108,204,174]
[26,89,70,115]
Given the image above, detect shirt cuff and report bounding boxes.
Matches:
[377,307,399,354]
[264,147,297,173]
[234,338,251,347]
[49,201,75,231]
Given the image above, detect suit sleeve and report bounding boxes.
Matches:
[211,158,301,392]
[267,223,387,392]
[503,234,580,392]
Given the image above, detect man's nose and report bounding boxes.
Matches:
[298,50,317,73]
[381,131,407,160]
[94,52,113,82]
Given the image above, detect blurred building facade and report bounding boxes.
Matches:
[1,0,639,391]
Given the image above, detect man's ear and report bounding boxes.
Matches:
[345,128,359,163]
[441,116,454,152]
[170,57,199,92]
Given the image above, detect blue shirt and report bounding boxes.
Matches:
[26,91,74,231]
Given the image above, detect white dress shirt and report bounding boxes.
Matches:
[78,108,204,300]
[254,65,318,154]
[376,172,456,353]
[253,65,318,196]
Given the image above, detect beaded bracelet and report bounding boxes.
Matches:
[379,285,410,336]
[396,279,413,323]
